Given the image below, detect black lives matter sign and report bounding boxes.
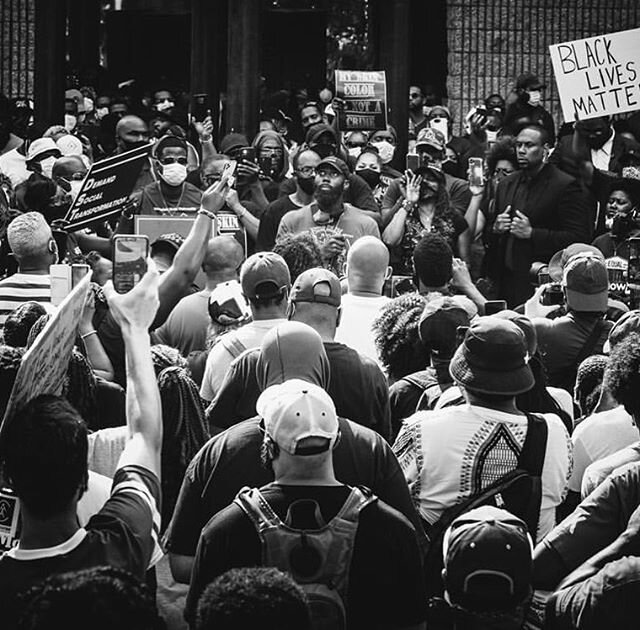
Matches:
[335,70,387,131]
[550,28,640,121]
[64,143,152,230]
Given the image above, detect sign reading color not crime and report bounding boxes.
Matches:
[335,70,387,131]
[549,28,640,121]
[64,143,152,231]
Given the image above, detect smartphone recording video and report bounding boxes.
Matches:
[112,235,149,294]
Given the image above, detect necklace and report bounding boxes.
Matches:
[157,182,186,214]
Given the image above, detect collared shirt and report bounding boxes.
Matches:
[591,130,615,171]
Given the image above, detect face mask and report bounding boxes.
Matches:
[441,161,458,177]
[159,162,187,187]
[64,114,77,132]
[69,179,84,199]
[40,156,56,179]
[156,100,174,112]
[348,146,362,160]
[611,213,637,238]
[297,176,315,195]
[84,98,94,114]
[527,90,542,107]
[312,144,335,159]
[356,167,381,189]
[485,129,498,143]
[95,107,109,120]
[372,140,395,164]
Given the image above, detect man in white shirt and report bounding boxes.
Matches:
[393,316,572,541]
[0,212,58,330]
[200,252,290,402]
[335,235,390,366]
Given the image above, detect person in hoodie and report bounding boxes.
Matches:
[251,129,290,203]
[165,320,426,585]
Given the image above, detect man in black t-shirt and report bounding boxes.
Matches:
[186,380,427,629]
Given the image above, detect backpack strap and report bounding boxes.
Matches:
[234,486,283,534]
[333,486,377,524]
[574,317,607,367]
[519,413,549,477]
[220,335,248,359]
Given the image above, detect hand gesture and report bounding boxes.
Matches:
[194,114,214,139]
[451,257,473,289]
[524,284,562,320]
[237,160,260,183]
[201,176,230,215]
[404,171,423,205]
[510,210,532,239]
[103,258,160,333]
[321,234,347,260]
[224,188,243,213]
[79,288,96,333]
[492,207,512,234]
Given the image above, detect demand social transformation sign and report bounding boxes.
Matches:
[550,28,640,122]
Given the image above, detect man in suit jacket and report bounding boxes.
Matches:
[550,116,639,233]
[487,124,592,307]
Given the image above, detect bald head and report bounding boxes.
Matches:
[52,156,87,180]
[346,236,390,295]
[203,236,245,284]
[115,115,149,152]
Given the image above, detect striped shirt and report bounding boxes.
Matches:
[0,272,54,329]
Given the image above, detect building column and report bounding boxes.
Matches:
[376,0,410,160]
[225,0,260,137]
[67,0,100,75]
[34,0,66,127]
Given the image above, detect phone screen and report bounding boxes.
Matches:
[238,147,256,163]
[484,300,507,315]
[406,154,420,172]
[113,236,148,294]
[468,157,484,188]
[191,93,209,123]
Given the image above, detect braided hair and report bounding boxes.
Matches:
[26,313,51,348]
[63,348,98,426]
[373,293,428,383]
[150,344,189,378]
[0,344,24,420]
[157,366,209,529]
[3,302,47,348]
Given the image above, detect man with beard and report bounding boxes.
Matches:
[131,135,201,215]
[408,85,428,144]
[257,148,320,251]
[277,156,380,275]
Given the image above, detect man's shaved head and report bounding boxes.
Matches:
[51,156,87,179]
[203,236,245,280]
[346,236,390,294]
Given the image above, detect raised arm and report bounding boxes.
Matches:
[104,260,162,476]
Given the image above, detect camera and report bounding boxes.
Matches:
[541,282,564,306]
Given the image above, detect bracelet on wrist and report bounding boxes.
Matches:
[201,133,212,143]
[81,330,98,340]
[236,207,248,219]
[197,208,216,220]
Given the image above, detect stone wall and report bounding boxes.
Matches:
[0,0,34,98]
[446,0,640,134]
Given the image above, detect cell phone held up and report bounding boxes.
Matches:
[112,235,149,294]
[406,153,420,173]
[468,157,484,188]
[237,146,256,164]
[541,283,564,306]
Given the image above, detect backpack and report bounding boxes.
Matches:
[422,412,548,598]
[402,372,453,412]
[234,485,377,630]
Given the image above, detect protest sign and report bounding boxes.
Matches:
[549,28,640,121]
[0,270,91,440]
[335,70,387,131]
[64,143,152,230]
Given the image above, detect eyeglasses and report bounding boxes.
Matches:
[159,156,188,165]
[296,166,316,177]
[494,167,516,176]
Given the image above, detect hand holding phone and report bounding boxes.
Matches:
[112,235,149,294]
[406,153,420,172]
[468,157,485,189]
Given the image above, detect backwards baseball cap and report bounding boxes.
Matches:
[257,379,338,455]
[415,127,446,152]
[419,297,470,360]
[208,279,251,325]
[443,506,533,612]
[604,309,640,353]
[449,317,534,395]
[563,253,608,312]
[290,268,341,307]
[317,156,349,178]
[516,72,545,91]
[151,233,184,255]
[240,252,291,301]
[548,243,604,282]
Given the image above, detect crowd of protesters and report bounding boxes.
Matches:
[1,67,640,630]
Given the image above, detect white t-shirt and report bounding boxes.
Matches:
[393,404,572,539]
[568,406,638,493]
[0,148,28,188]
[581,441,640,498]
[200,318,287,402]
[335,293,390,367]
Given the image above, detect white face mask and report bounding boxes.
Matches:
[64,114,77,132]
[485,129,498,143]
[40,156,56,179]
[69,180,84,199]
[372,140,395,164]
[159,162,187,187]
[623,166,640,180]
[96,107,109,120]
[156,100,174,113]
[527,90,542,107]
[348,146,362,159]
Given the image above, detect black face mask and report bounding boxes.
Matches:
[441,160,458,177]
[312,144,335,159]
[297,176,315,195]
[356,168,381,189]
[611,214,637,239]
